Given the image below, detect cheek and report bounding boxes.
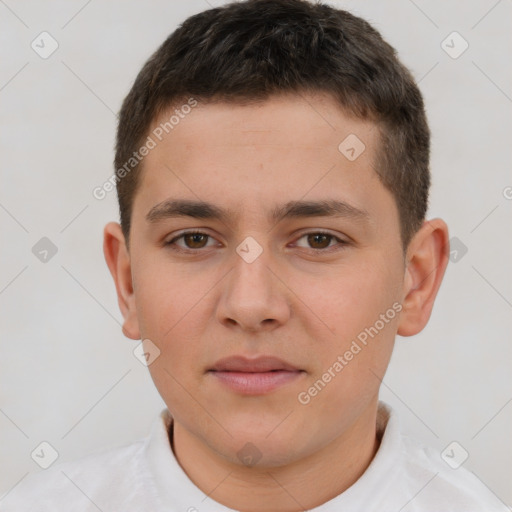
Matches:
[294,256,400,340]
[132,260,213,371]
[132,258,209,339]
[140,289,208,423]
[295,256,401,394]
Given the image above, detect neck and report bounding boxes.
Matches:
[171,402,381,512]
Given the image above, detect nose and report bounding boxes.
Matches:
[215,240,291,333]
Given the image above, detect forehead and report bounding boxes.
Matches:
[132,93,396,232]
[149,93,378,156]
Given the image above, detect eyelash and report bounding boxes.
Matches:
[165,230,348,254]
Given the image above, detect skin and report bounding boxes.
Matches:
[103,92,449,512]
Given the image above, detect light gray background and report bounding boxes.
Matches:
[1,0,511,506]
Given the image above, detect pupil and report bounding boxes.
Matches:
[309,234,330,248]
[187,234,206,248]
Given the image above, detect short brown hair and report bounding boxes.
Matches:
[115,0,430,250]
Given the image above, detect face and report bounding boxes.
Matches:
[121,93,408,467]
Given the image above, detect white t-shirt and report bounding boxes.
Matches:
[0,402,507,511]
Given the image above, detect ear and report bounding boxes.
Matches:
[103,222,141,340]
[397,218,449,337]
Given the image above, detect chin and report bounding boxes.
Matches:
[207,422,310,469]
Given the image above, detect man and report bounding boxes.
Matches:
[1,1,505,510]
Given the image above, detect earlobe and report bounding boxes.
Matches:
[397,219,449,337]
[103,222,141,340]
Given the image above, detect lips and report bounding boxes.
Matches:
[210,355,301,373]
[208,356,304,395]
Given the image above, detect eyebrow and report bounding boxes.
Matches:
[145,198,370,225]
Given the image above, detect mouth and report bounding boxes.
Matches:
[208,355,305,395]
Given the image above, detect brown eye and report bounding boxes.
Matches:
[183,233,209,249]
[307,233,332,249]
[293,231,347,252]
[166,231,215,251]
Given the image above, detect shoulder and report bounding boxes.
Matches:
[399,433,507,512]
[0,438,158,512]
[372,402,507,511]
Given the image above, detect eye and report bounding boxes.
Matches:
[165,230,348,254]
[293,231,348,251]
[165,230,217,251]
